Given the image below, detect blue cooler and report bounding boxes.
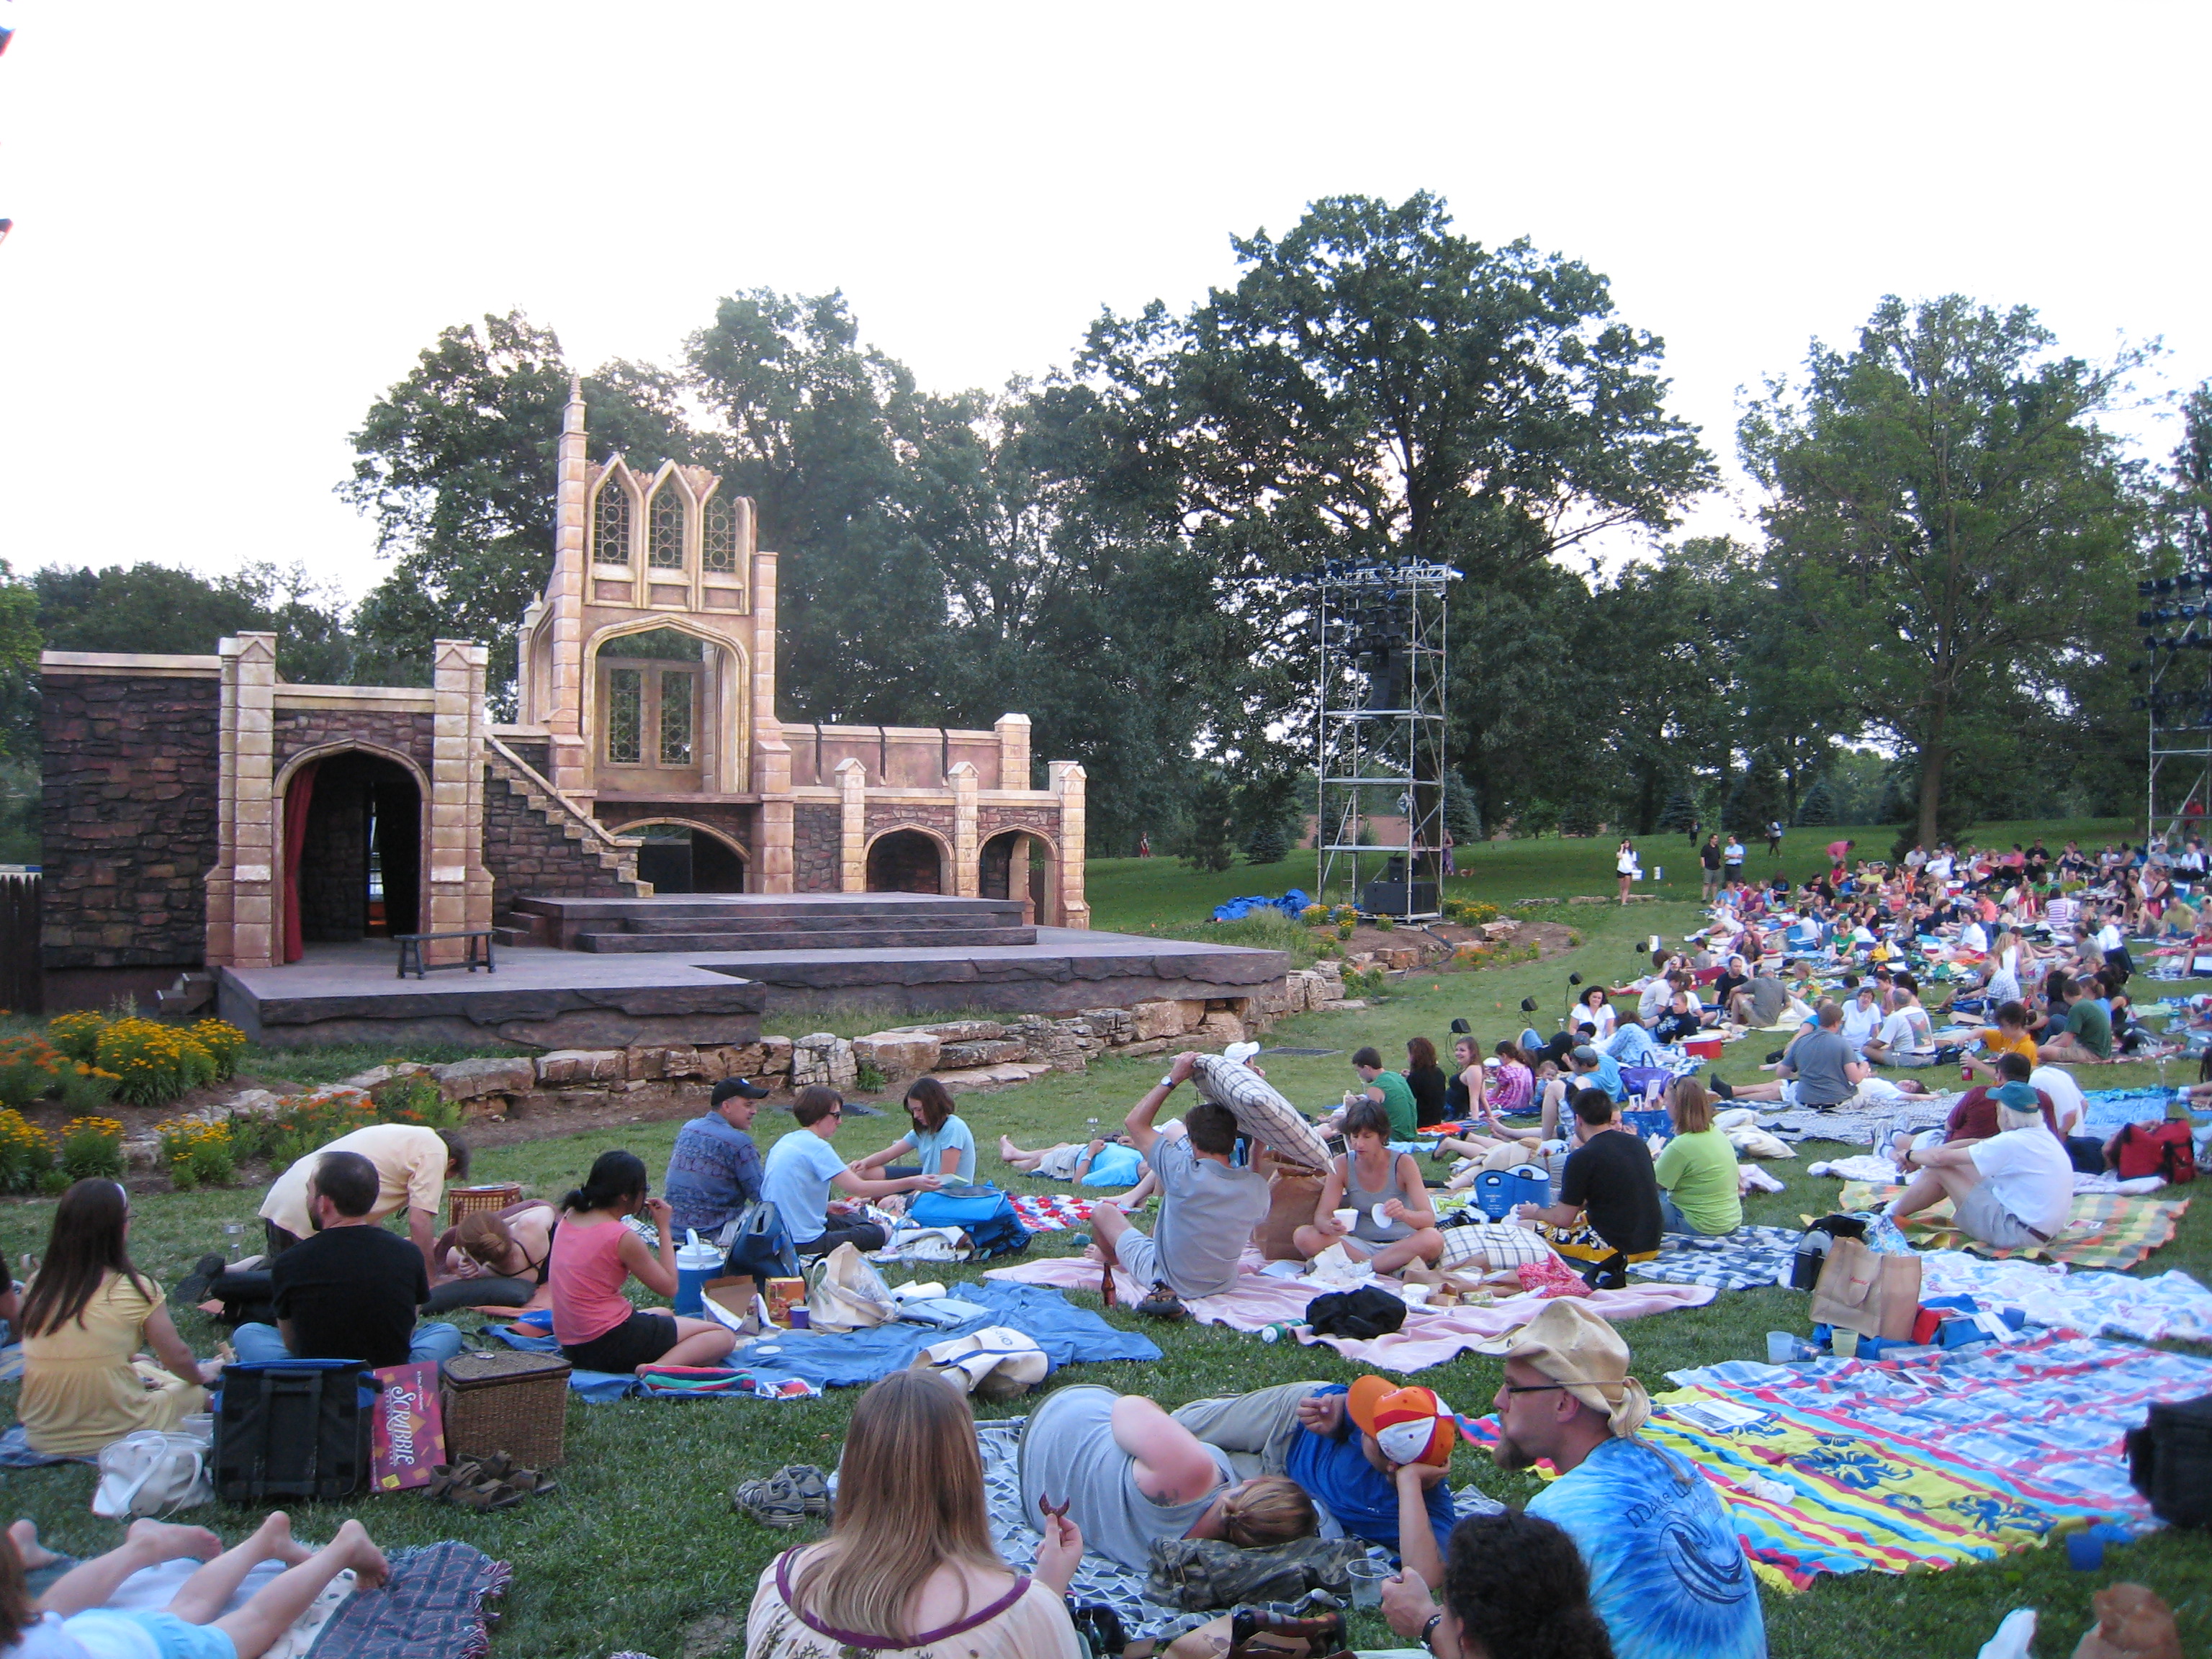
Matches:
[673,1231,721,1316]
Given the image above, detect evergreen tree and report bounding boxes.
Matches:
[1655,788,1699,834]
[1794,778,1839,826]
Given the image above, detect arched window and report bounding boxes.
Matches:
[593,480,631,567]
[648,481,686,569]
[702,495,739,573]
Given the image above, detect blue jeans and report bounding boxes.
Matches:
[1658,1195,1733,1238]
[231,1321,464,1367]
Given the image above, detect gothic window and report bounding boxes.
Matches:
[648,481,686,569]
[659,670,694,765]
[606,668,642,764]
[702,495,738,573]
[593,480,631,567]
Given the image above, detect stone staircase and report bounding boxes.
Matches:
[513,894,1036,953]
[482,739,649,947]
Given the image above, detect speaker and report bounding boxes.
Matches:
[1359,878,1437,915]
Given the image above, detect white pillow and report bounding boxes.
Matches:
[1189,1055,1333,1172]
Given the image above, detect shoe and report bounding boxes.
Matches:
[1710,1078,1735,1100]
[1136,1282,1187,1321]
[451,1478,525,1513]
[174,1252,227,1307]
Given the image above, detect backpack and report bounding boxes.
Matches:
[2110,1120,2196,1184]
[909,1184,1031,1261]
[2128,1393,2212,1527]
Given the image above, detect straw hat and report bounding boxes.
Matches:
[1470,1300,1650,1437]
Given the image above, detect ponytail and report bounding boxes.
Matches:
[563,1149,647,1215]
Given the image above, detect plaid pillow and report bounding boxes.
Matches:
[1190,1055,1332,1172]
[1438,1220,1552,1272]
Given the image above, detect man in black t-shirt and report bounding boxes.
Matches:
[1516,1089,1663,1289]
[230,1151,464,1370]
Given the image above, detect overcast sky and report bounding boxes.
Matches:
[1,1,2205,603]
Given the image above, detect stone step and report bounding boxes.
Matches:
[575,925,1038,953]
[619,909,1020,936]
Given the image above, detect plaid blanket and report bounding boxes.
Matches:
[1463,1335,2212,1590]
[1011,1193,1096,1232]
[1629,1226,1802,1291]
[302,1542,509,1659]
[1838,1181,2188,1270]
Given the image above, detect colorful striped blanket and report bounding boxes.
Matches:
[1837,1180,2187,1269]
[1010,1192,1095,1232]
[1465,1336,2212,1589]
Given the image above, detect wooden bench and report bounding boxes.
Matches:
[395,930,496,979]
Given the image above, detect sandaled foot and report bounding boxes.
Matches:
[1136,1282,1187,1321]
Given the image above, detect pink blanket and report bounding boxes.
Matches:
[984,1251,1713,1374]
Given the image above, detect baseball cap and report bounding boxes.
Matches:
[1993,1082,2040,1115]
[711,1077,772,1105]
[1223,1040,1262,1066]
[1346,1377,1456,1467]
[1470,1300,1650,1438]
[1570,1045,1600,1066]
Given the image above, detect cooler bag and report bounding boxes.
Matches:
[211,1359,376,1502]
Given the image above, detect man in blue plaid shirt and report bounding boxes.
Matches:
[665,1076,771,1239]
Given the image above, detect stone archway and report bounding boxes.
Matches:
[621,819,750,894]
[282,748,423,958]
[866,828,945,894]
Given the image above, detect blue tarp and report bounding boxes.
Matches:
[490,1279,1159,1401]
[1212,888,1312,923]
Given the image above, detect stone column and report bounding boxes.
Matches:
[750,546,793,893]
[430,639,490,962]
[1051,760,1090,929]
[547,379,590,793]
[228,633,279,968]
[835,757,868,892]
[949,761,980,898]
[994,712,1031,791]
[204,642,241,966]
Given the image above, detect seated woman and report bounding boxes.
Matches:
[423,1199,559,1313]
[17,1180,218,1457]
[848,1079,977,1184]
[1017,1385,1316,1572]
[1572,987,1616,1043]
[997,1135,1158,1213]
[6,1514,390,1659]
[1403,1037,1449,1129]
[1292,1100,1444,1274]
[1485,1041,1535,1118]
[750,1371,1085,1658]
[547,1151,736,1376]
[1442,1034,1486,1122]
[1651,1079,1742,1237]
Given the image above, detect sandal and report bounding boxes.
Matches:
[1136,1282,1187,1321]
[451,1478,524,1513]
[504,1465,561,1499]
[732,1473,813,1529]
[778,1464,831,1519]
[425,1461,482,1501]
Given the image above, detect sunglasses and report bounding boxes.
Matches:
[1498,1382,1569,1396]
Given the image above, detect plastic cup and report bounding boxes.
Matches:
[788,1308,811,1330]
[1333,1208,1358,1232]
[1766,1331,1799,1364]
[1346,1559,1390,1609]
[1833,1329,1860,1358]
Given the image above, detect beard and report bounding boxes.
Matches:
[308,1210,325,1233]
[1490,1429,1537,1473]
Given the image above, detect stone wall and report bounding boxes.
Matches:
[977,804,1058,842]
[481,765,638,916]
[41,669,220,970]
[595,799,755,854]
[792,802,840,891]
[272,708,435,773]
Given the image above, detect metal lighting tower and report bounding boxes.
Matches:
[1310,558,1460,918]
[2140,568,2212,845]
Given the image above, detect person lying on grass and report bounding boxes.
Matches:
[1172,1376,1459,1591]
[547,1149,736,1376]
[1084,1052,1269,1306]
[1292,1099,1444,1274]
[1017,1385,1316,1572]
[748,1371,1086,1659]
[996,1134,1157,1211]
[1,1513,389,1659]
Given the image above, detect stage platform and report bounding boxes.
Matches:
[218,899,1290,1050]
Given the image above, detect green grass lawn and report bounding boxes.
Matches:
[4,844,2207,1658]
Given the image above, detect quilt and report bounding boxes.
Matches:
[1837,1181,2187,1270]
[1463,1336,2212,1588]
[1011,1193,1096,1232]
[1915,1252,2212,1344]
[1628,1226,1802,1292]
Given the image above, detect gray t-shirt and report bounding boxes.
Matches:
[1020,1385,1234,1570]
[1149,1136,1269,1298]
[1744,976,1790,1026]
[1784,1027,1857,1106]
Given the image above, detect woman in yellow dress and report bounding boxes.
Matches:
[18,1179,220,1455]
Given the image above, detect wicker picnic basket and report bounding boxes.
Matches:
[441,1349,571,1467]
[446,1183,523,1228]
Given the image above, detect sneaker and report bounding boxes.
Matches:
[1136,1282,1187,1321]
[1709,1078,1735,1100]
[174,1252,227,1307]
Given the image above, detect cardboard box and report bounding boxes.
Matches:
[702,1274,757,1319]
[369,1361,446,1493]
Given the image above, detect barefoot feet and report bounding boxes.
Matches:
[6,1520,58,1571]
[125,1518,223,1563]
[253,1512,315,1568]
[326,1521,390,1590]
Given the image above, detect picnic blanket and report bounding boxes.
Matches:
[304,1542,509,1659]
[985,1252,1712,1374]
[0,1422,91,1468]
[1837,1180,2187,1269]
[490,1280,1158,1397]
[1629,1226,1802,1292]
[1916,1253,2212,1344]
[1011,1193,1095,1232]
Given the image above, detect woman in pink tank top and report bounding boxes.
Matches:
[547,1151,735,1376]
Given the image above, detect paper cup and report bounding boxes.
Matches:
[1333,1207,1358,1231]
[1399,1283,1431,1308]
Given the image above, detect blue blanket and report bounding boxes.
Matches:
[1211,889,1310,922]
[491,1280,1160,1400]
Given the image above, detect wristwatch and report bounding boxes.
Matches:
[1422,1611,1444,1653]
[1159,1074,1179,1090]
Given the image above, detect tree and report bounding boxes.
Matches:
[1174,775,1238,872]
[1655,788,1700,834]
[1794,777,1839,826]
[1740,296,2148,849]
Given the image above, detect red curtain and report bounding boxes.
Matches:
[282,761,317,964]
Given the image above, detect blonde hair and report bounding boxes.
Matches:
[455,1210,515,1269]
[1666,1078,1714,1136]
[1220,1475,1318,1547]
[788,1371,1004,1642]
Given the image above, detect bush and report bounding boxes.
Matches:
[1300,904,1330,927]
[96,1019,219,1108]
[189,1020,249,1082]
[853,1060,888,1093]
[0,1037,68,1110]
[157,1118,236,1189]
[58,1062,121,1113]
[1242,820,1292,866]
[58,1115,124,1181]
[0,1107,53,1193]
[226,1080,456,1173]
[47,1012,105,1064]
[1374,915,1395,932]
